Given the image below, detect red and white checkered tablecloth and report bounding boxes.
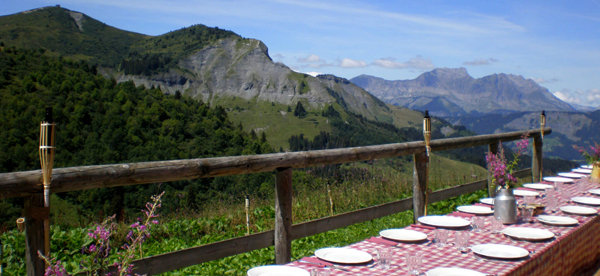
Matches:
[286,178,600,275]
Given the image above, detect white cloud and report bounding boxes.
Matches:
[529,77,559,84]
[372,56,434,70]
[553,90,580,104]
[587,89,600,102]
[463,58,498,66]
[339,58,367,68]
[298,54,321,63]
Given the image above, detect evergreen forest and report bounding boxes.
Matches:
[0,47,273,230]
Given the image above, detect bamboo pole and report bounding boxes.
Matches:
[39,107,55,261]
[327,183,334,216]
[245,195,250,236]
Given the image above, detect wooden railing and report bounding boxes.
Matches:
[0,128,550,275]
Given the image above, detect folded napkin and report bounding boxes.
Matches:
[474,203,493,209]
[450,211,476,218]
[516,187,538,192]
[410,224,435,230]
[299,257,332,267]
[367,236,398,246]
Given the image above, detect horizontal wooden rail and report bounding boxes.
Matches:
[0,128,550,200]
[127,168,531,275]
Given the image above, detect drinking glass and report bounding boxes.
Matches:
[471,216,484,232]
[405,252,423,275]
[522,207,534,223]
[562,187,571,202]
[376,247,392,269]
[582,176,590,185]
[454,231,470,252]
[434,229,448,247]
[555,181,563,192]
[491,216,503,233]
[576,179,585,194]
[310,268,331,276]
[524,195,534,205]
[546,188,557,212]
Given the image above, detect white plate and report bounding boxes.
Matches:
[457,205,494,215]
[314,248,372,264]
[588,189,600,196]
[513,190,540,197]
[581,164,594,169]
[573,168,592,174]
[543,176,574,183]
[379,229,427,242]
[558,172,585,179]
[426,267,486,276]
[502,227,554,241]
[471,243,529,259]
[417,215,471,228]
[571,196,600,206]
[248,265,309,276]
[560,205,598,215]
[523,183,554,190]
[537,215,579,226]
[480,198,494,205]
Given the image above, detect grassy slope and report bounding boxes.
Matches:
[0,6,148,66]
[387,104,426,129]
[214,97,333,150]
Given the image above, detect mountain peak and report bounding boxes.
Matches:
[430,67,470,78]
[351,68,575,116]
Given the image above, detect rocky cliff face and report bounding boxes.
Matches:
[351,68,574,117]
[117,37,388,120]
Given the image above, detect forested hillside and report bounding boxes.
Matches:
[0,47,273,229]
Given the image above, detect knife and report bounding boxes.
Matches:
[298,260,350,272]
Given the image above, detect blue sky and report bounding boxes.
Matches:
[3,0,600,107]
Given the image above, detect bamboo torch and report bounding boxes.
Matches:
[540,110,546,139]
[39,107,56,258]
[245,195,250,236]
[423,110,431,156]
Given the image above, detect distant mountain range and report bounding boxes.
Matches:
[351,68,574,117]
[350,69,600,161]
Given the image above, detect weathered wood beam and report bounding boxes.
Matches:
[412,152,428,222]
[532,135,543,182]
[25,194,45,276]
[274,167,292,264]
[487,142,499,198]
[0,128,551,200]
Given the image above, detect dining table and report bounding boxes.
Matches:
[280,172,600,275]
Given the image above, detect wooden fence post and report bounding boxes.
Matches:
[487,142,499,197]
[413,151,429,222]
[25,193,46,276]
[532,135,543,182]
[274,167,292,264]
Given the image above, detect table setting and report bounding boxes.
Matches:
[247,168,600,276]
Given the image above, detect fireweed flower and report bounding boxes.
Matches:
[486,134,530,190]
[573,142,600,164]
[38,192,164,276]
